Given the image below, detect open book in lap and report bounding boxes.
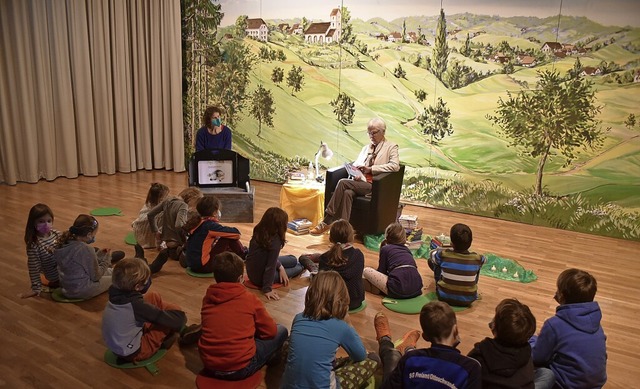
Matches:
[344,162,365,180]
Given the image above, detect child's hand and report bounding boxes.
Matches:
[20,290,39,299]
[279,267,289,286]
[264,290,280,301]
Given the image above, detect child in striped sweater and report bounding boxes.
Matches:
[428,223,485,307]
[21,204,61,298]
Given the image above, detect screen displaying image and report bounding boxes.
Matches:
[198,160,233,185]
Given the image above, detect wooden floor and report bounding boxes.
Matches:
[1,170,638,388]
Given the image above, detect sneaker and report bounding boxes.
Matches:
[310,222,330,236]
[396,330,421,355]
[374,312,391,341]
[111,250,126,265]
[160,332,179,350]
[179,324,202,346]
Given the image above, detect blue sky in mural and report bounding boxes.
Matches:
[217,0,640,27]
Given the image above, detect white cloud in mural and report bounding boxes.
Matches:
[217,0,640,27]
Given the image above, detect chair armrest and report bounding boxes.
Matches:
[369,165,405,216]
[325,166,348,209]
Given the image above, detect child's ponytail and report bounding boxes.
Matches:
[58,215,98,247]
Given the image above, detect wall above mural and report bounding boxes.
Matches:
[181,0,640,241]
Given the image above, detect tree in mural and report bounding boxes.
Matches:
[488,70,608,196]
[330,92,355,126]
[250,84,275,137]
[414,89,427,102]
[235,15,248,38]
[181,0,223,153]
[418,97,453,144]
[286,65,304,95]
[271,66,284,86]
[431,8,449,82]
[402,20,408,43]
[568,58,584,79]
[301,17,309,33]
[393,63,406,79]
[210,40,255,127]
[340,6,356,45]
[625,113,636,129]
[461,33,471,57]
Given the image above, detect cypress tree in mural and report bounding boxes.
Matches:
[418,97,453,144]
[431,8,449,82]
[402,20,407,43]
[330,93,355,127]
[488,70,608,196]
[461,33,471,57]
[250,84,275,137]
[181,0,223,153]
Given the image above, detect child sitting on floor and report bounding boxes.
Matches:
[54,215,124,300]
[363,222,423,299]
[198,252,288,380]
[281,271,379,388]
[132,182,169,249]
[428,223,485,307]
[144,187,203,273]
[375,301,481,388]
[468,298,536,388]
[183,196,246,274]
[21,203,61,298]
[102,258,201,362]
[530,268,607,389]
[318,219,365,311]
[245,207,311,300]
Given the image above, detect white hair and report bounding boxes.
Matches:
[367,117,386,133]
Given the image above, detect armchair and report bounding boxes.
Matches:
[324,165,405,236]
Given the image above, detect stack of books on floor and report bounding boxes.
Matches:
[398,214,418,230]
[430,234,452,249]
[405,227,424,249]
[287,218,313,235]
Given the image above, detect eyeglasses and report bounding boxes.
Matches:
[368,130,381,136]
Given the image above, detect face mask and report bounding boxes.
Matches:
[140,277,152,294]
[87,235,96,244]
[36,222,52,235]
[211,117,222,127]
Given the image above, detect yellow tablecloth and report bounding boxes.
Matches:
[279,181,325,225]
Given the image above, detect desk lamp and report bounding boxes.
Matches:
[314,141,333,182]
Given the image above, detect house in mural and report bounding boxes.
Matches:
[541,41,562,54]
[304,8,342,44]
[291,23,303,35]
[388,32,402,42]
[581,66,602,76]
[246,18,268,42]
[278,23,290,32]
[407,32,417,43]
[517,55,537,67]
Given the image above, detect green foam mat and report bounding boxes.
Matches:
[104,349,167,376]
[363,234,433,259]
[348,301,367,314]
[186,267,214,278]
[90,207,123,216]
[51,288,85,303]
[481,253,537,283]
[124,232,137,245]
[382,292,468,314]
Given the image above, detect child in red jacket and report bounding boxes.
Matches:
[198,252,288,380]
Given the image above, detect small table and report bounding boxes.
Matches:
[279,179,325,226]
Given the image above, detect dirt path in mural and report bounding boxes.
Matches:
[552,134,639,176]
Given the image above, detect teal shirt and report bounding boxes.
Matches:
[281,313,366,388]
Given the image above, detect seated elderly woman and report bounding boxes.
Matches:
[195,106,233,152]
[310,117,400,235]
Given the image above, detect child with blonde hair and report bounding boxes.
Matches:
[318,219,365,311]
[102,258,200,362]
[281,271,379,388]
[363,222,423,299]
[132,182,169,249]
[21,203,61,298]
[144,187,203,273]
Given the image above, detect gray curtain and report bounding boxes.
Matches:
[0,0,184,185]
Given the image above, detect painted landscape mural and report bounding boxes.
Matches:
[181,0,640,241]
